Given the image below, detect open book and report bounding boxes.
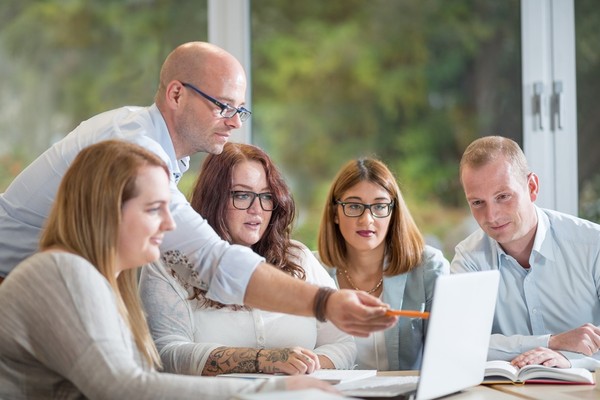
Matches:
[483,360,595,384]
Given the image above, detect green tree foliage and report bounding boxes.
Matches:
[2,1,597,253]
[576,0,600,223]
[0,0,208,157]
[251,0,521,249]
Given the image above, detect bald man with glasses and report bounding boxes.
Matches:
[0,42,396,337]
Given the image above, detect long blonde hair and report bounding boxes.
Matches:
[39,139,168,369]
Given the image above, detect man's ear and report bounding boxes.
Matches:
[527,172,540,202]
[165,81,184,109]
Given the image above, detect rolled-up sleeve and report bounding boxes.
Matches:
[161,187,265,305]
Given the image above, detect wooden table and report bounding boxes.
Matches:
[489,382,599,400]
[376,370,599,399]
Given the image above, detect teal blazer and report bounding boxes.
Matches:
[324,245,449,370]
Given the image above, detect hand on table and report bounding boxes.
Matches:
[325,289,397,337]
[257,347,320,375]
[548,323,600,356]
[511,347,570,369]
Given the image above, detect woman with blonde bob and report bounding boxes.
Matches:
[318,158,449,370]
[0,140,332,399]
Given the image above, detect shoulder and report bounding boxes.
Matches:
[403,245,449,279]
[452,227,497,263]
[451,228,500,273]
[421,245,448,264]
[289,240,336,287]
[14,251,102,284]
[455,227,490,252]
[3,252,113,316]
[542,208,600,241]
[418,245,450,273]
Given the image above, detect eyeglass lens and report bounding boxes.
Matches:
[220,106,251,122]
[231,191,275,211]
[339,202,392,218]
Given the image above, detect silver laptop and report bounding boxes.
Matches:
[338,270,500,400]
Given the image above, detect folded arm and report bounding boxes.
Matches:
[204,346,321,376]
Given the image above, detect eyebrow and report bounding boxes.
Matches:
[231,184,271,192]
[145,200,168,207]
[343,196,391,202]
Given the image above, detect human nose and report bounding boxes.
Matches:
[161,208,176,232]
[484,202,499,222]
[225,112,243,129]
[247,196,262,214]
[358,206,375,222]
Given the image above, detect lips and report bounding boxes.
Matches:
[150,236,164,246]
[215,131,230,139]
[489,222,510,231]
[356,230,375,237]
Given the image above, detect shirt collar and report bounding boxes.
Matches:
[531,205,555,262]
[494,205,555,266]
[148,104,190,183]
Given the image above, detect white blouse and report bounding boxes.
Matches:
[139,241,356,374]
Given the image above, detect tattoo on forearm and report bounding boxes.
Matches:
[260,348,290,374]
[203,347,258,375]
[265,348,290,363]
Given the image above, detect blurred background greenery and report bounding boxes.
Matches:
[1,1,598,258]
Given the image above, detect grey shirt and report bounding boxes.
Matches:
[0,252,281,399]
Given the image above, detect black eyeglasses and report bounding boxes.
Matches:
[182,82,252,122]
[231,191,276,211]
[336,200,394,218]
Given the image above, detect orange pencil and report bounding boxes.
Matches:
[385,309,430,319]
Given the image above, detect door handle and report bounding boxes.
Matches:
[533,82,544,130]
[551,81,563,131]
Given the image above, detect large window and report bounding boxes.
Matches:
[0,1,208,189]
[250,1,522,254]
[2,1,594,257]
[576,0,600,223]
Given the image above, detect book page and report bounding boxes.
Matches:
[519,364,595,384]
[483,360,519,382]
[483,360,595,384]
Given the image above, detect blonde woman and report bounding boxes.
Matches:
[0,140,333,399]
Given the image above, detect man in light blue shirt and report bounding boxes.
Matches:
[451,136,600,370]
[0,41,395,337]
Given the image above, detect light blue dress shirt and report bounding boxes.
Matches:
[451,206,600,370]
[0,105,263,305]
[325,245,449,370]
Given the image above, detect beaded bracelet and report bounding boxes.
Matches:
[255,348,264,373]
[313,286,336,322]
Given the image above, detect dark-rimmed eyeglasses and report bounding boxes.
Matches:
[182,82,252,122]
[231,191,276,211]
[336,200,394,218]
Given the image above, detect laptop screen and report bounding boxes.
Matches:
[415,270,499,400]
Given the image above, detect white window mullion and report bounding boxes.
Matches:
[549,0,578,214]
[521,0,577,215]
[208,0,252,144]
